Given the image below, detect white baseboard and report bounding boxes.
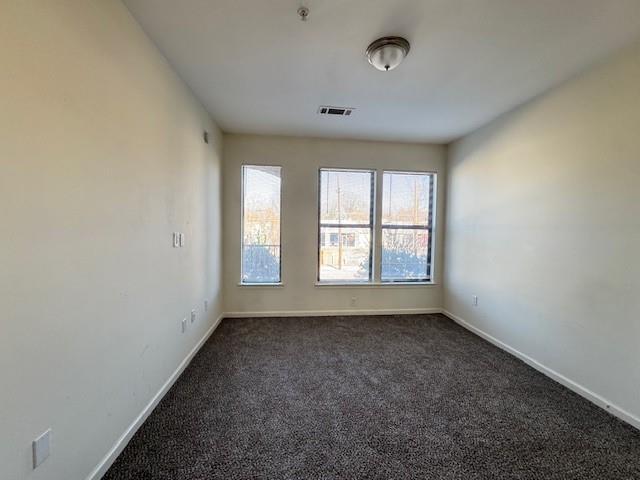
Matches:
[86,313,225,480]
[442,309,640,431]
[223,307,442,318]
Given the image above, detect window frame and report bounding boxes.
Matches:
[316,167,376,284]
[240,164,283,285]
[380,170,436,283]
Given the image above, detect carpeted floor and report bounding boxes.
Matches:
[104,314,640,479]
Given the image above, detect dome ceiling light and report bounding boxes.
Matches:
[366,36,410,72]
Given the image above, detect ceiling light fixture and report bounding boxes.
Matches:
[366,36,410,72]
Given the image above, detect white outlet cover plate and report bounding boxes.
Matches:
[33,429,51,469]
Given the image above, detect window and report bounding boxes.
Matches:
[341,233,356,248]
[241,165,281,283]
[318,169,375,282]
[381,171,434,282]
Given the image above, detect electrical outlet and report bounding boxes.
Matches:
[191,309,196,323]
[172,232,179,248]
[350,296,357,306]
[204,300,208,312]
[472,295,478,307]
[32,429,51,469]
[181,318,187,333]
[179,232,185,247]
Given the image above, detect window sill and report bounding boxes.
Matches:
[315,281,437,288]
[237,282,284,287]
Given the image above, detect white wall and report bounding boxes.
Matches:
[0,2,223,479]
[223,134,446,316]
[445,43,640,427]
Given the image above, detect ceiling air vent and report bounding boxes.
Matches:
[317,106,355,116]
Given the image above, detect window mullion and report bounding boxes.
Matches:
[320,223,372,229]
[381,224,428,230]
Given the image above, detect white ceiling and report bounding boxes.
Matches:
[123,0,640,143]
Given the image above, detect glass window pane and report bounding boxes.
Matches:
[242,165,281,283]
[319,227,371,282]
[320,170,373,225]
[382,172,430,226]
[381,228,429,281]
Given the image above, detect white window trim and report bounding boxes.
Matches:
[314,281,437,287]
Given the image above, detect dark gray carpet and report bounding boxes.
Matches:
[104,314,640,479]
